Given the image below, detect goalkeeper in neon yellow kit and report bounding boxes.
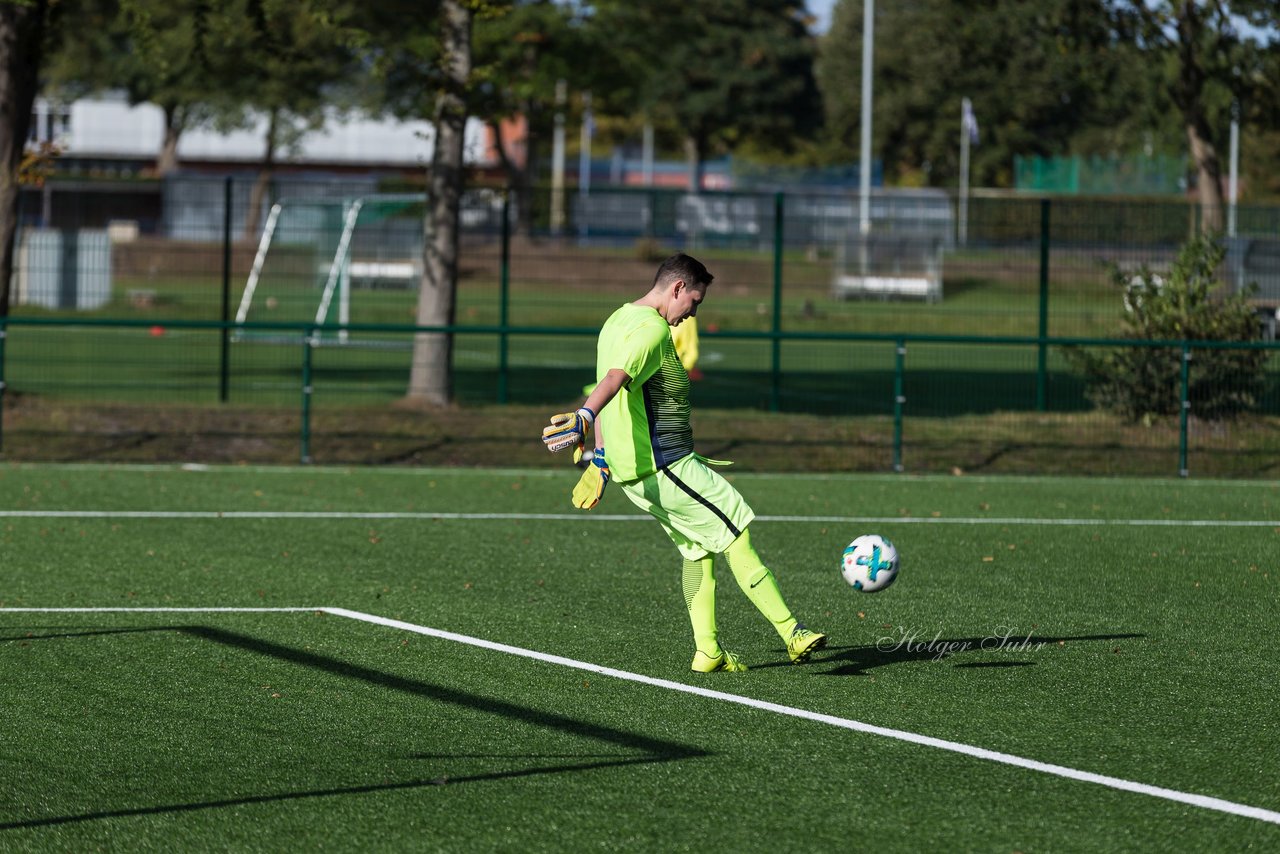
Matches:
[542,253,826,673]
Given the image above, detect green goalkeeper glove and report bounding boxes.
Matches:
[542,407,595,455]
[572,450,610,510]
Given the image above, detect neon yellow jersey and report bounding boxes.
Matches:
[596,303,693,481]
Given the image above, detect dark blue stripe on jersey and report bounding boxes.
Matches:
[639,335,694,470]
[641,380,667,468]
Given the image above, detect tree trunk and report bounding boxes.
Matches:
[513,40,540,238]
[520,110,539,236]
[406,0,471,407]
[683,135,705,248]
[1187,121,1224,235]
[1174,2,1224,235]
[0,0,48,318]
[489,116,533,237]
[156,104,185,176]
[243,108,279,239]
[684,135,704,193]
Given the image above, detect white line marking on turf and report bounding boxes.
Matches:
[0,510,1275,527]
[0,607,318,613]
[325,608,1280,827]
[6,462,1279,487]
[3,605,1277,827]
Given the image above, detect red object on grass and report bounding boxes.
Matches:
[149,326,165,337]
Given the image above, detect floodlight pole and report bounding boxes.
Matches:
[857,0,874,275]
[642,122,654,187]
[550,79,566,235]
[642,121,655,237]
[1228,100,1239,238]
[578,91,593,243]
[959,98,971,246]
[220,175,232,403]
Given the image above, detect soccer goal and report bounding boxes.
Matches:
[831,235,945,303]
[234,194,426,345]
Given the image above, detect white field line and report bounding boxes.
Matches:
[0,607,319,613]
[5,461,1280,488]
[0,510,1276,528]
[2,604,1277,828]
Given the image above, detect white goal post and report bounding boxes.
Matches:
[234,194,426,344]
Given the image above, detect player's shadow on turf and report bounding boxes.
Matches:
[0,759,673,832]
[754,632,1144,676]
[0,626,175,643]
[819,632,1145,676]
[180,625,706,760]
[0,624,710,833]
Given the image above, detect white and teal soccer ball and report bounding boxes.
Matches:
[841,534,900,592]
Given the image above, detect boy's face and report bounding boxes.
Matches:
[667,280,707,326]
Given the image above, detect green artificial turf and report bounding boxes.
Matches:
[1,465,1278,851]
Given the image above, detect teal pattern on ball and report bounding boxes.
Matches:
[857,545,893,580]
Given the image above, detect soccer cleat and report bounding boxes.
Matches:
[786,624,828,664]
[691,649,748,673]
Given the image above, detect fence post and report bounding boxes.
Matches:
[1179,342,1191,478]
[893,338,906,473]
[498,194,511,404]
[220,176,233,403]
[1037,198,1050,411]
[770,192,784,413]
[301,328,314,465]
[0,319,7,455]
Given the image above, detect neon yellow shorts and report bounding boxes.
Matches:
[617,454,755,561]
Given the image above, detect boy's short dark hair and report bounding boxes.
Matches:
[654,253,713,290]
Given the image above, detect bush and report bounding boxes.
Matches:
[1067,236,1266,422]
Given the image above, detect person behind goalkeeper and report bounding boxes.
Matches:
[541,253,826,673]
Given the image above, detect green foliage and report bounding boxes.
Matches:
[817,0,1166,188]
[43,0,363,170]
[589,0,821,167]
[1069,236,1267,422]
[45,0,224,121]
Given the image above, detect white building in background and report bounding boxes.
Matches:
[32,92,493,172]
[25,93,507,241]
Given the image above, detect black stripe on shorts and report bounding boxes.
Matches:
[660,463,741,540]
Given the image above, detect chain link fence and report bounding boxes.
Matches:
[5,175,1279,475]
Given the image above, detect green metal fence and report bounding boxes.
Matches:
[6,177,1280,475]
[2,314,1277,476]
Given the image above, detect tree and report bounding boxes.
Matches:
[0,0,51,318]
[1123,2,1251,234]
[220,4,362,237]
[340,0,526,406]
[406,0,473,407]
[1068,236,1267,422]
[817,0,1149,188]
[42,0,244,176]
[472,0,584,235]
[590,0,821,190]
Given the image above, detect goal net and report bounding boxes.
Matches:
[831,235,945,303]
[234,194,426,345]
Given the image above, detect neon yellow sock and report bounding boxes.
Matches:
[724,527,797,640]
[682,555,720,656]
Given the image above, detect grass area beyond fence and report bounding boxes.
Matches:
[8,188,1280,476]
